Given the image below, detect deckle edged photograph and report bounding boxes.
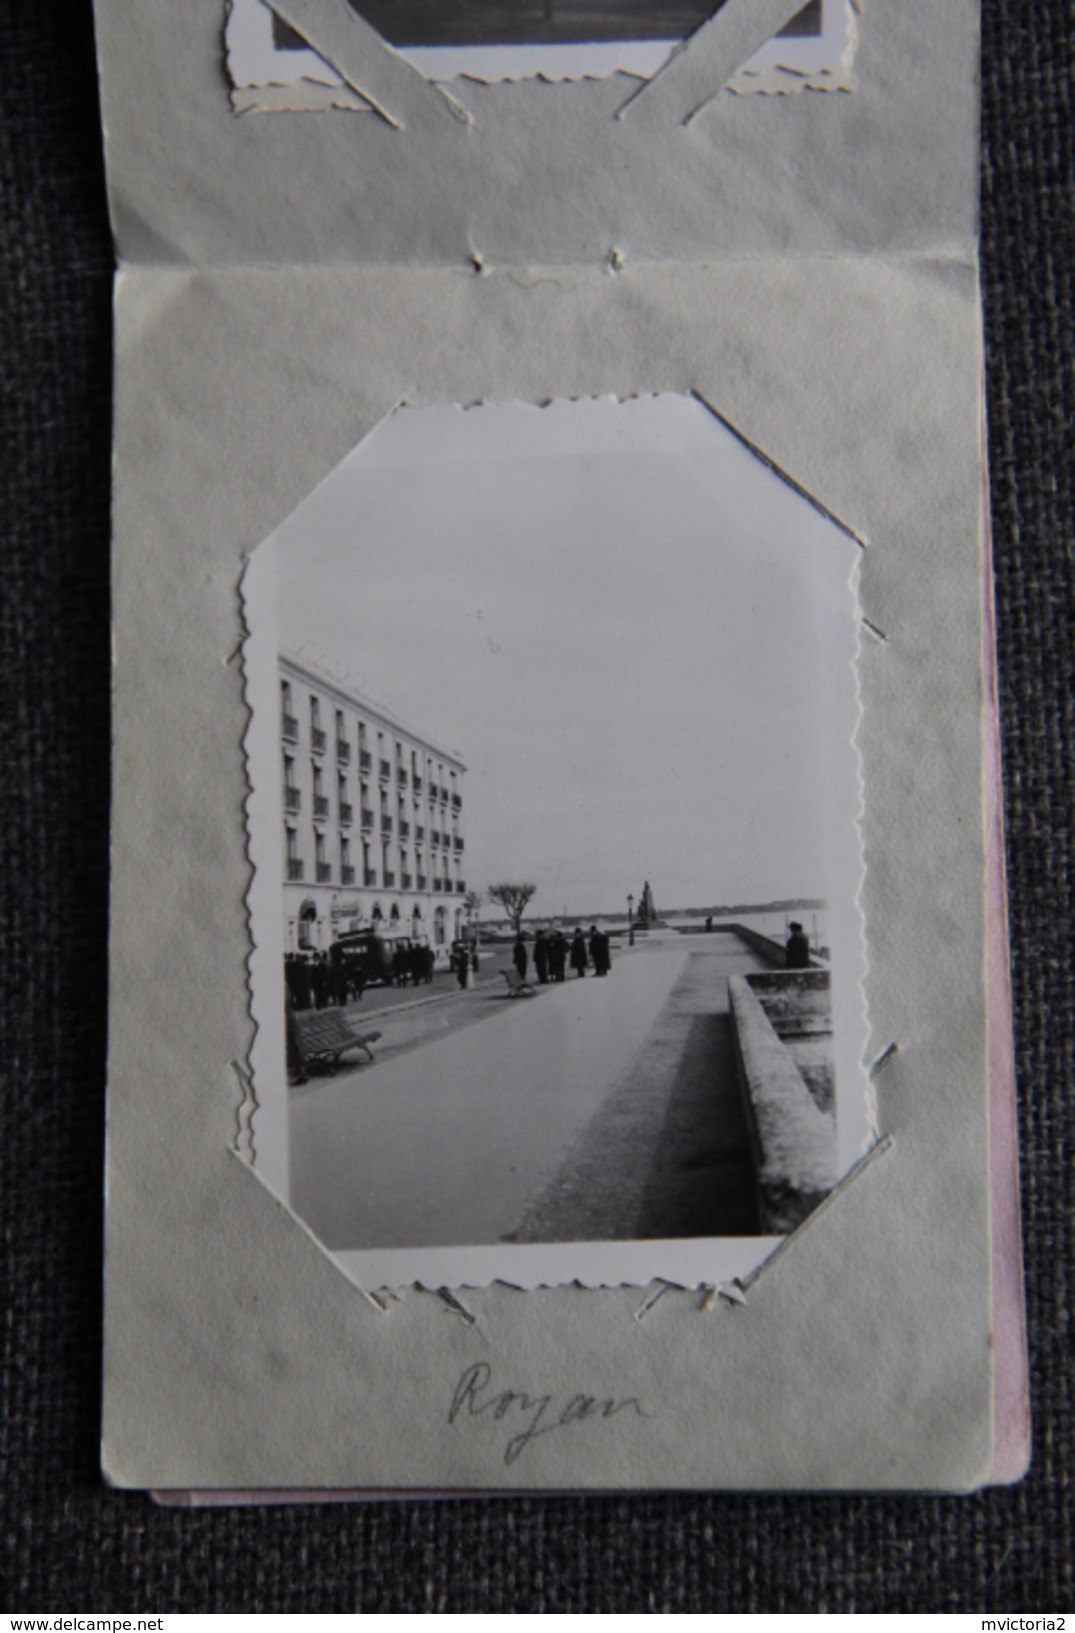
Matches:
[227,0,853,94]
[242,394,873,1290]
[273,0,823,50]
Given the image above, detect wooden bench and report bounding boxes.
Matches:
[294,1010,382,1072]
[501,969,536,998]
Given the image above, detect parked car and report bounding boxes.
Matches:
[330,928,434,990]
[329,929,391,991]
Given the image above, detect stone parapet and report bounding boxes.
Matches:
[728,973,837,1234]
[726,923,827,969]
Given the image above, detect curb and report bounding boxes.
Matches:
[345,975,506,1024]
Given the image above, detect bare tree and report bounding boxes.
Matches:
[487,882,536,937]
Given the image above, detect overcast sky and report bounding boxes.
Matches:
[271,396,860,918]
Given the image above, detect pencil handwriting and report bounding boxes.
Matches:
[448,1361,648,1466]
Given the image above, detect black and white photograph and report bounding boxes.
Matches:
[226,0,853,93]
[273,0,822,50]
[243,394,871,1288]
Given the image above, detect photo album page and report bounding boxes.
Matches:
[96,0,1028,1496]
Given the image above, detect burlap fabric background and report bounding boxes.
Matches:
[2,3,1070,1612]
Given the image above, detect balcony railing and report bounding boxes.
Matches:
[379,759,391,781]
[364,869,378,887]
[361,808,375,830]
[336,740,351,764]
[417,874,428,890]
[453,836,464,853]
[316,863,332,883]
[381,816,393,838]
[433,879,443,892]
[339,803,353,825]
[416,825,425,842]
[287,859,304,881]
[413,776,423,793]
[397,769,408,789]
[456,881,467,894]
[383,871,396,888]
[399,820,410,839]
[341,865,356,885]
[281,713,299,741]
[430,831,440,848]
[284,787,301,813]
[359,749,372,772]
[401,873,414,889]
[311,728,326,753]
[452,793,462,811]
[313,795,329,819]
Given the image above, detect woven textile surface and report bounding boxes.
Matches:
[1,3,1071,1612]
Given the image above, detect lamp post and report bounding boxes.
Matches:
[627,892,635,947]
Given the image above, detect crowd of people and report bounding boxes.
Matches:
[286,920,620,1014]
[288,917,808,1014]
[512,924,613,984]
[284,940,436,1010]
[284,951,354,1011]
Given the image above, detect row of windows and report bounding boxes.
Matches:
[282,757,464,845]
[285,859,466,892]
[281,679,462,807]
[285,825,464,892]
[287,868,468,894]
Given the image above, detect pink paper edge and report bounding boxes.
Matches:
[980,403,1032,1485]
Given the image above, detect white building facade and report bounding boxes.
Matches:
[280,654,468,954]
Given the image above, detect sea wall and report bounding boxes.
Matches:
[726,923,827,969]
[728,973,837,1233]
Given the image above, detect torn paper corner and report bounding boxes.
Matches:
[224,0,375,111]
[728,0,858,95]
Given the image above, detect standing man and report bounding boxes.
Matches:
[454,942,469,989]
[533,929,550,984]
[570,928,588,978]
[513,933,529,983]
[785,921,810,969]
[294,954,312,1010]
[331,951,349,1007]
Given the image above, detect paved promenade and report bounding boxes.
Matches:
[290,935,771,1250]
[510,940,767,1242]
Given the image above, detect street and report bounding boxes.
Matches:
[289,934,772,1250]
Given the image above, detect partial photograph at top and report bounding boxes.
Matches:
[226,0,854,101]
[272,0,823,50]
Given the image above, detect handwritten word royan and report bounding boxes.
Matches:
[448,1361,648,1467]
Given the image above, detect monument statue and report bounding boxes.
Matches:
[638,880,656,923]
